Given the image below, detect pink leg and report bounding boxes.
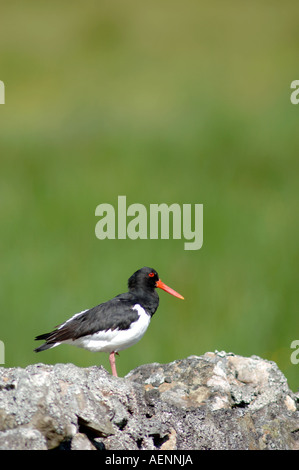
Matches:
[109,351,118,377]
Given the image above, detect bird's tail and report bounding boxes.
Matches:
[34,332,57,353]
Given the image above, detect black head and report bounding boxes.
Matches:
[128,267,159,293]
[128,267,184,299]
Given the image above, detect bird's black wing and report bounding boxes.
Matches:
[34,294,139,347]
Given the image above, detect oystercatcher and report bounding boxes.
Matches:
[34,267,184,377]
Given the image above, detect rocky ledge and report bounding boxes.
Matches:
[0,352,298,450]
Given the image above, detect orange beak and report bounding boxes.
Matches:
[156,279,184,300]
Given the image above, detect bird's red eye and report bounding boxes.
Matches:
[149,272,155,277]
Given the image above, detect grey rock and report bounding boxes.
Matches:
[71,432,96,450]
[0,352,298,450]
[0,428,47,450]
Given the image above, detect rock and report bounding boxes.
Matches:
[71,432,96,450]
[0,352,298,450]
[0,428,47,450]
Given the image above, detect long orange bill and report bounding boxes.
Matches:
[156,279,184,300]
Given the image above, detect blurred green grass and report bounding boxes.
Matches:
[0,0,298,390]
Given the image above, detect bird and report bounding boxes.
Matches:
[34,267,184,377]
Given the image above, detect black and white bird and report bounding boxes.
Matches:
[34,267,184,377]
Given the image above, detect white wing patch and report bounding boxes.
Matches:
[58,309,89,329]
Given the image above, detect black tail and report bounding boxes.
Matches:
[34,332,55,353]
[34,343,54,353]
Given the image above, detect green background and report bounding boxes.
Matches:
[1,1,298,390]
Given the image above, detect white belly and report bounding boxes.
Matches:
[61,304,151,353]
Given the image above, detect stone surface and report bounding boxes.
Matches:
[0,352,298,450]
